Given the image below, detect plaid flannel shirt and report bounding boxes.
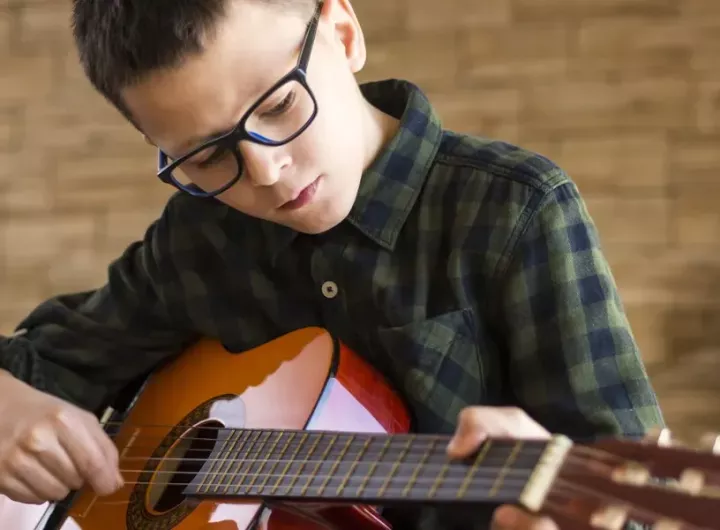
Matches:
[1,79,664,528]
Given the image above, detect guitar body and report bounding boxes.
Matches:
[10,326,719,530]
[29,327,411,530]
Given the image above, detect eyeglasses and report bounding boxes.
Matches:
[156,1,323,198]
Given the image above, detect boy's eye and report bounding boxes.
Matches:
[262,90,295,118]
[196,146,230,169]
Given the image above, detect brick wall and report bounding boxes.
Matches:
[1,0,719,440]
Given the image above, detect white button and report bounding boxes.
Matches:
[321,281,339,299]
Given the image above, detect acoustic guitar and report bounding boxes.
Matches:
[4,327,720,529]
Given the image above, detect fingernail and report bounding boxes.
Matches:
[116,471,125,488]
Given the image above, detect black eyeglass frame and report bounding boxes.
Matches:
[156,1,323,198]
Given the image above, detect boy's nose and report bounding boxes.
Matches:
[239,141,291,188]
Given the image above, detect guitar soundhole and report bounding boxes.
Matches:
[147,419,223,514]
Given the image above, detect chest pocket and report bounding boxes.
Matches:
[375,308,484,433]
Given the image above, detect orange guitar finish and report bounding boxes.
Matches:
[46,327,411,530]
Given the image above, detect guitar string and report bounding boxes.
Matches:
[115,464,538,478]
[108,436,542,450]
[549,481,706,530]
[102,428,592,455]
[113,452,565,470]
[116,453,549,467]
[88,463,696,525]
[112,442,548,464]
[93,474,565,496]
[553,466,720,529]
[542,489,620,530]
[102,422,553,442]
[103,425,523,442]
[98,421,686,456]
[543,491,644,530]
[87,476,696,530]
[111,453,617,487]
[118,471,538,487]
[109,430,545,457]
[112,442,610,461]
[85,475,628,512]
[110,441,622,470]
[99,424,665,467]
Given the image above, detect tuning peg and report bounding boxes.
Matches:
[653,519,682,530]
[673,433,718,495]
[644,427,673,447]
[678,468,705,495]
[699,433,720,454]
[611,461,650,486]
[591,505,628,530]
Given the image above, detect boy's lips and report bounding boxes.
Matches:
[279,176,321,211]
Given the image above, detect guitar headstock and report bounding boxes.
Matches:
[536,429,720,530]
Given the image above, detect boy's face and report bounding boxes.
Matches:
[122,0,384,235]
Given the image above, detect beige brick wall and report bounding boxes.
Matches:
[1,1,719,439]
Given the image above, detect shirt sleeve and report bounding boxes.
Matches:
[495,180,665,441]
[0,199,199,414]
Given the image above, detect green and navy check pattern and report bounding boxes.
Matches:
[1,79,664,526]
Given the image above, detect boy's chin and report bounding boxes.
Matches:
[284,205,354,236]
[285,215,345,236]
[291,191,359,235]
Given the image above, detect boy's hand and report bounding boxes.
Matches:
[0,371,123,504]
[447,406,557,530]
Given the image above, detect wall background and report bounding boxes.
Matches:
[1,0,719,440]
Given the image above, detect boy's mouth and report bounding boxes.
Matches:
[279,176,321,211]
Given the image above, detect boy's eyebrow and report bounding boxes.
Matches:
[171,52,299,156]
[172,77,272,155]
[176,126,234,155]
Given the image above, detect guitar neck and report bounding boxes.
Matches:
[184,429,566,506]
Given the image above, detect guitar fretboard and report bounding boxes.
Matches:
[183,429,551,504]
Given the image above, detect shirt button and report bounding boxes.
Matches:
[321,281,339,299]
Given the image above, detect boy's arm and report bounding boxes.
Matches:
[494,179,665,440]
[0,203,199,415]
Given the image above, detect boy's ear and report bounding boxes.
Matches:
[322,0,366,73]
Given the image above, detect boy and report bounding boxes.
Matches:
[0,0,665,528]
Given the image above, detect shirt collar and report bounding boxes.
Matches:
[258,79,444,256]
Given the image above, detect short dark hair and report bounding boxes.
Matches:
[71,0,315,125]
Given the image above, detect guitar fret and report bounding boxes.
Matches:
[302,433,337,495]
[186,431,550,507]
[402,437,438,498]
[285,432,322,494]
[336,436,372,496]
[198,428,243,494]
[316,434,355,496]
[269,431,311,495]
[489,441,523,497]
[378,437,413,497]
[429,443,451,500]
[222,430,260,494]
[239,430,284,494]
[356,437,390,497]
[269,431,298,494]
[219,430,253,494]
[457,440,493,499]
[231,430,272,494]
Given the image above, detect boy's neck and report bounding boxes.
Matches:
[360,98,401,172]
